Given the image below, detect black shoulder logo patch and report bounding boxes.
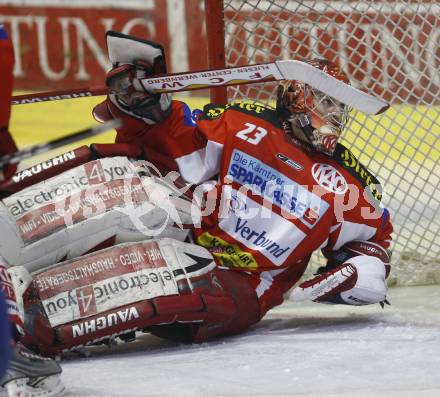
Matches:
[200,101,281,127]
[333,143,382,202]
[201,103,226,119]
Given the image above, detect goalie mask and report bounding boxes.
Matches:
[276,59,350,156]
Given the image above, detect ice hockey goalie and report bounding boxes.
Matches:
[0,31,393,360]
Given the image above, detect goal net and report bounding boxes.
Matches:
[206,0,440,286]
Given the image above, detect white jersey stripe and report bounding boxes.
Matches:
[256,268,286,298]
[333,221,377,251]
[175,141,223,184]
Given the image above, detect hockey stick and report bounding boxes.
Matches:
[11,61,389,115]
[0,119,121,168]
[11,86,108,106]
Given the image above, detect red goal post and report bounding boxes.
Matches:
[205,0,228,104]
[204,0,440,286]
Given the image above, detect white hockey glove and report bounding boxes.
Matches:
[105,31,171,124]
[288,241,391,306]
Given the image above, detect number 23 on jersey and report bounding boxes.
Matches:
[236,123,268,145]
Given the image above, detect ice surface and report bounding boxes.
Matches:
[2,286,439,397]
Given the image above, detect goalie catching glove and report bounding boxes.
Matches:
[103,31,172,124]
[288,241,391,306]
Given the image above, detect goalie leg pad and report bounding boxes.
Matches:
[19,238,255,355]
[0,155,195,273]
[1,143,145,198]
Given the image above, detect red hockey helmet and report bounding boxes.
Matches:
[276,59,351,156]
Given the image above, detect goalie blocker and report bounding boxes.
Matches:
[12,238,260,356]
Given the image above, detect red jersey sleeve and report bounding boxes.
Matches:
[105,98,229,183]
[323,207,393,252]
[322,145,393,257]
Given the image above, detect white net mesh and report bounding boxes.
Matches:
[221,0,440,285]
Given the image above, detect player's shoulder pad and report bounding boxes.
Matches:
[332,143,382,202]
[199,101,281,127]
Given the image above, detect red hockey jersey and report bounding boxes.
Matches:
[108,99,393,314]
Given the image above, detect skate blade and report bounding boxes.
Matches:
[5,375,65,397]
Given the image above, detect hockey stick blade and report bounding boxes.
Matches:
[11,61,389,115]
[275,61,389,115]
[0,119,121,168]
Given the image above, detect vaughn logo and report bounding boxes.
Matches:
[311,163,348,194]
[276,153,303,171]
[72,306,140,338]
[12,151,76,183]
